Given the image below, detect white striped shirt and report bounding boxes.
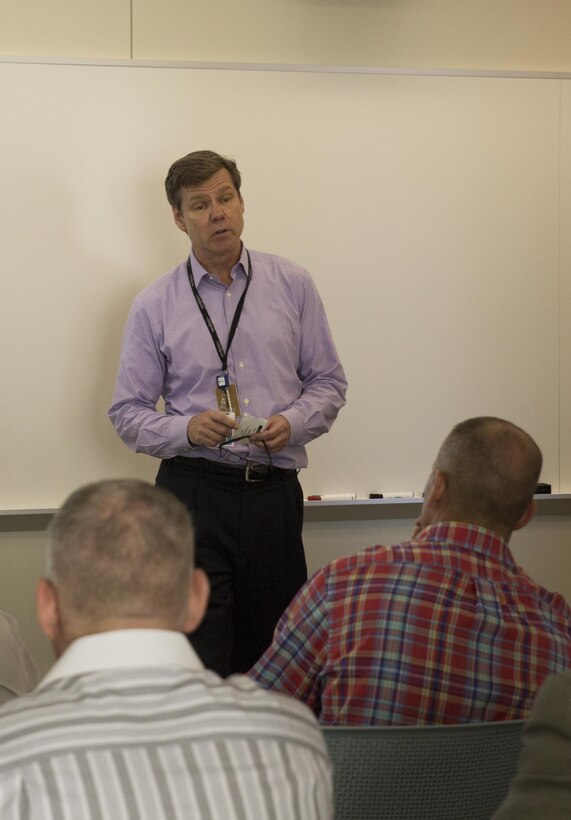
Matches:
[0,630,332,819]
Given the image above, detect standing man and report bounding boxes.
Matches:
[109,150,347,677]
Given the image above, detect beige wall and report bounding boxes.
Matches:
[1,1,571,72]
[561,82,571,487]
[0,0,130,58]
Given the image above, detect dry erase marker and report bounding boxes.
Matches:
[369,492,415,499]
[307,494,357,501]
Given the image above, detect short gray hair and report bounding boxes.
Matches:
[435,417,542,531]
[48,480,195,625]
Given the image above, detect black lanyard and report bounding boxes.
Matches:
[186,249,252,372]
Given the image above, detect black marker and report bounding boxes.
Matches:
[369,492,416,499]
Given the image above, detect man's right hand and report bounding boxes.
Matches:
[187,411,239,447]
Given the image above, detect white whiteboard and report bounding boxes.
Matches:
[0,63,566,508]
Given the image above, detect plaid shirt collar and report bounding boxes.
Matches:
[416,521,517,570]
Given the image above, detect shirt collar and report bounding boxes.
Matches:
[416,521,516,566]
[40,629,203,689]
[190,244,249,286]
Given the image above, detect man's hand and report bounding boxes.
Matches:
[250,414,291,454]
[187,411,239,447]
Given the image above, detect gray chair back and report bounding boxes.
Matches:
[323,720,525,820]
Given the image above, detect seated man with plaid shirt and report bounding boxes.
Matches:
[249,417,571,725]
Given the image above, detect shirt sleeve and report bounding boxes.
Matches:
[248,569,329,716]
[279,274,347,447]
[108,295,192,458]
[492,671,571,818]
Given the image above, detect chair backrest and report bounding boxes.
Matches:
[323,720,525,820]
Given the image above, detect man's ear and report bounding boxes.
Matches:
[427,468,447,506]
[513,497,537,532]
[416,467,447,533]
[182,569,210,634]
[172,206,187,234]
[36,577,61,643]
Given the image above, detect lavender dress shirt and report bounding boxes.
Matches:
[109,245,347,470]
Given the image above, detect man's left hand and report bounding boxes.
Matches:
[250,414,291,453]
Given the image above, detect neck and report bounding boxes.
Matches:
[211,268,233,286]
[194,248,241,285]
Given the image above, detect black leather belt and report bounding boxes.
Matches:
[171,456,296,483]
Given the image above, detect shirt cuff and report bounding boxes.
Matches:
[169,415,195,451]
[279,408,304,445]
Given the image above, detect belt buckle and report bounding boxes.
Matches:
[245,461,271,483]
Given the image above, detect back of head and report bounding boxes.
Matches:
[165,149,241,209]
[47,479,195,631]
[435,417,542,533]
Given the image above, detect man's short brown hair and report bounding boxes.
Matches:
[165,150,242,210]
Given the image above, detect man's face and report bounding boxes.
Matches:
[172,169,245,269]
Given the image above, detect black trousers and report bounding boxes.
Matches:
[156,456,307,677]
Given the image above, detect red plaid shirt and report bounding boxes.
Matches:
[250,523,571,725]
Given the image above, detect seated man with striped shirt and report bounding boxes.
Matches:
[250,417,571,726]
[0,480,332,819]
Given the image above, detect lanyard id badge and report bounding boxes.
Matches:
[187,248,251,420]
[215,372,241,415]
